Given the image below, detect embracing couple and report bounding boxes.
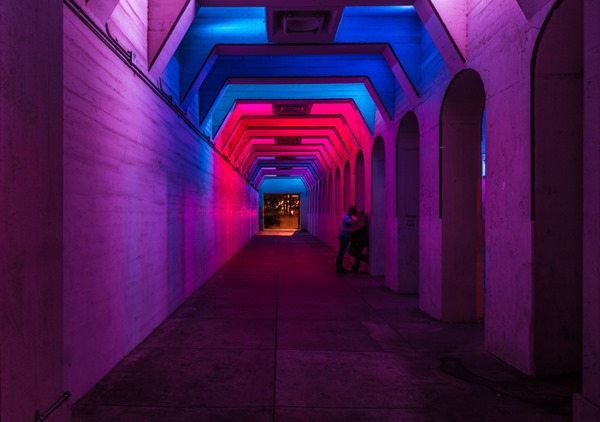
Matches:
[336,205,369,274]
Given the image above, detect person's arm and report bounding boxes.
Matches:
[343,221,365,233]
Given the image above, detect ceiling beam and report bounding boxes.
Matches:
[413,0,465,73]
[148,0,197,78]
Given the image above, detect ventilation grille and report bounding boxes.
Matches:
[273,103,312,115]
[275,137,302,145]
[283,13,324,33]
[267,8,343,43]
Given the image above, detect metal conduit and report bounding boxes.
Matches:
[34,392,71,422]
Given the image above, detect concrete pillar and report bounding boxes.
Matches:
[0,1,66,421]
[393,113,420,294]
[371,137,386,276]
[531,0,583,377]
[574,0,600,418]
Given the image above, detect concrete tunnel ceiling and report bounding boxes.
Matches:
[150,0,460,189]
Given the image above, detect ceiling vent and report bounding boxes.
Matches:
[273,103,312,115]
[267,8,343,43]
[275,137,302,145]
[284,13,324,33]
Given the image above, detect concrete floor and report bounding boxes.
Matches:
[72,232,578,421]
[264,215,299,230]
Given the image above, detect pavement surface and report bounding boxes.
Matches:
[73,232,578,421]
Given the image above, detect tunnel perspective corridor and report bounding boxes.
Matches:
[3,1,599,421]
[72,232,576,421]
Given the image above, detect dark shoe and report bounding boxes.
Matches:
[351,269,359,273]
[336,269,350,274]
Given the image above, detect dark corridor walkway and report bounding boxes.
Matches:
[73,233,575,421]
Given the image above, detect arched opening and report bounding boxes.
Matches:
[313,186,317,233]
[396,112,420,293]
[344,160,351,211]
[318,180,323,215]
[327,173,333,216]
[319,180,325,236]
[440,69,485,322]
[531,0,583,376]
[335,167,341,217]
[355,151,365,210]
[371,136,386,276]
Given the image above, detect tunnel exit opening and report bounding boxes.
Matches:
[263,193,300,230]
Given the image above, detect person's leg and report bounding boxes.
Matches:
[336,235,350,272]
[351,243,363,272]
[351,254,361,273]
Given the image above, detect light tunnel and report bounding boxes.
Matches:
[213,99,374,190]
[153,1,446,197]
[7,2,596,420]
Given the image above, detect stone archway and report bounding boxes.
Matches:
[440,69,485,321]
[531,0,583,376]
[335,167,341,217]
[344,160,351,211]
[355,151,366,210]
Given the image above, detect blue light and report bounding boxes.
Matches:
[196,7,267,37]
[260,178,307,193]
[205,83,377,136]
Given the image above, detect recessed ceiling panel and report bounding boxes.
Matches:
[266,8,343,43]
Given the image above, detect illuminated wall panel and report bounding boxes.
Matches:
[63,11,258,402]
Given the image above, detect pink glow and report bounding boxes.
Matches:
[214,100,373,186]
[6,4,595,421]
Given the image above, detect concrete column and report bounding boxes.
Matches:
[574,0,600,419]
[393,113,420,294]
[531,0,583,376]
[0,1,65,421]
[371,137,386,276]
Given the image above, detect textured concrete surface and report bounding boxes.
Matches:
[0,1,65,421]
[72,232,578,421]
[63,7,258,401]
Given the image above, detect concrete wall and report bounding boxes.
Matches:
[62,5,257,402]
[574,0,600,418]
[307,0,592,382]
[1,0,587,417]
[531,0,583,376]
[0,1,66,421]
[392,113,420,294]
[466,0,539,372]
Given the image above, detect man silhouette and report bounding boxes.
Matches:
[336,205,357,273]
